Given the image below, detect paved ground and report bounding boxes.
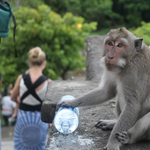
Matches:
[2,140,14,150]
[1,126,14,150]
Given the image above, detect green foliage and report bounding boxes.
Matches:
[10,0,44,9]
[21,0,44,9]
[0,56,19,88]
[43,0,80,15]
[113,0,150,28]
[81,0,123,28]
[132,22,150,45]
[10,0,150,30]
[43,0,122,30]
[0,4,97,87]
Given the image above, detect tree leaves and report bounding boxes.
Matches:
[0,4,97,88]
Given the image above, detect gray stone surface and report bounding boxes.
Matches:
[41,80,99,123]
[45,80,98,103]
[85,35,106,81]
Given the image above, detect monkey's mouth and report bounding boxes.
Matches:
[105,63,117,69]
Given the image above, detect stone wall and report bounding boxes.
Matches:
[85,35,106,81]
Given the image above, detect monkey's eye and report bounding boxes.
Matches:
[117,43,123,47]
[108,42,113,46]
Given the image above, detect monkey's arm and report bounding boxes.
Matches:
[58,79,116,108]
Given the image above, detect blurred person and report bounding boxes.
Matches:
[0,71,2,89]
[1,90,16,126]
[11,47,52,150]
[8,96,20,123]
[7,83,13,95]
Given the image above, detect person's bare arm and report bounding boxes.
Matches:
[47,79,51,84]
[11,75,22,101]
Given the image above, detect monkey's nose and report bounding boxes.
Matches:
[108,52,114,59]
[108,56,113,59]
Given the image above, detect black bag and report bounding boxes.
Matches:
[0,0,17,57]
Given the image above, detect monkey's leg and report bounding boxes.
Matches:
[95,120,116,130]
[116,112,150,144]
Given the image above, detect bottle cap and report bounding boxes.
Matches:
[61,121,70,132]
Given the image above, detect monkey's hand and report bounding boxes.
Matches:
[56,100,75,110]
[116,131,130,144]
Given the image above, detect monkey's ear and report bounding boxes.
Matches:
[135,38,143,52]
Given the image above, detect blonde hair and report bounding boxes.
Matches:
[28,47,46,66]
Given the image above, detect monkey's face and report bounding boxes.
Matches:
[104,38,127,71]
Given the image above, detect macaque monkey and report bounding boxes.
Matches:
[58,27,150,150]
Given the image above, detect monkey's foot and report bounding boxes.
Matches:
[116,131,129,144]
[95,120,116,130]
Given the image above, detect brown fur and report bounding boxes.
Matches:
[109,27,136,40]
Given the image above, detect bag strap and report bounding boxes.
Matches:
[5,1,17,57]
[21,74,48,103]
[0,0,5,43]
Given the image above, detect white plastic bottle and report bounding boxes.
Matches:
[54,95,79,134]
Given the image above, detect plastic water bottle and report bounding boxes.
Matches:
[54,95,79,134]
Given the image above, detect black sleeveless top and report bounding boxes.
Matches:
[19,74,48,111]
